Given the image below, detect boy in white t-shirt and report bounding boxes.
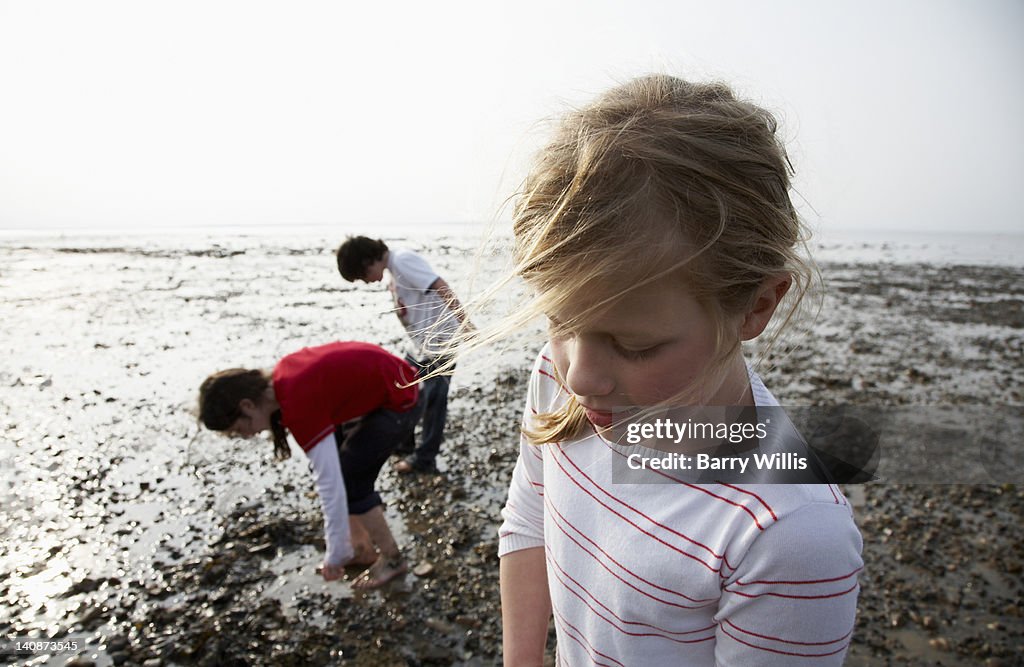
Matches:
[337,236,470,473]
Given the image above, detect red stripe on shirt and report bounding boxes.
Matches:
[723,619,854,647]
[538,368,569,396]
[719,623,849,658]
[537,352,778,531]
[589,422,771,532]
[552,605,627,667]
[545,497,715,608]
[554,443,729,565]
[547,547,718,637]
[553,447,736,578]
[715,482,779,521]
[550,448,724,577]
[549,564,716,645]
[723,580,860,600]
[732,566,863,587]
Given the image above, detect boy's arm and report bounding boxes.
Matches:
[428,277,472,328]
[500,547,550,666]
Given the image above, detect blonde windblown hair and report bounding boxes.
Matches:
[452,74,816,445]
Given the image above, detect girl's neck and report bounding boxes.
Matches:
[708,355,755,406]
[264,383,281,413]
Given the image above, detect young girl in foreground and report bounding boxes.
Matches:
[198,341,418,588]
[497,75,863,664]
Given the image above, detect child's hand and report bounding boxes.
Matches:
[321,560,344,581]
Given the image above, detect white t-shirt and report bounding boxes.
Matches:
[386,248,458,358]
[499,346,864,665]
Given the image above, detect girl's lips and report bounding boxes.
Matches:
[583,407,614,428]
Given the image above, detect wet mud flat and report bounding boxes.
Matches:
[1,234,1022,666]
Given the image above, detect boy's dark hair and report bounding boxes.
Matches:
[336,236,389,281]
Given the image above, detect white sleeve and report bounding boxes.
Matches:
[392,249,439,293]
[497,354,548,556]
[714,502,864,665]
[306,432,354,566]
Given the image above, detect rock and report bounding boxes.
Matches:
[424,617,456,634]
[79,606,105,625]
[248,542,274,555]
[66,577,103,595]
[455,615,482,629]
[64,659,95,667]
[413,562,434,577]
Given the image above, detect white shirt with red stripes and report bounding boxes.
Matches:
[499,347,864,666]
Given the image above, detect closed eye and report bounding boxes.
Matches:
[612,340,661,361]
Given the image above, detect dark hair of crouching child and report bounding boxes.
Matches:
[198,368,290,460]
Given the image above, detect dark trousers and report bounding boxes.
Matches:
[335,407,418,514]
[404,355,454,471]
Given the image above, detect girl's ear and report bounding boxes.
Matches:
[238,398,256,416]
[739,274,791,341]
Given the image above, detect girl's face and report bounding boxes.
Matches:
[228,398,274,438]
[547,276,748,428]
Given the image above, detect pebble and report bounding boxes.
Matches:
[247,542,273,555]
[455,615,482,629]
[424,617,456,634]
[64,659,95,667]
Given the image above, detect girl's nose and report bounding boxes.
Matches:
[563,336,615,399]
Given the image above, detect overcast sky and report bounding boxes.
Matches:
[1,0,1021,234]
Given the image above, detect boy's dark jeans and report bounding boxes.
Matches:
[404,355,454,472]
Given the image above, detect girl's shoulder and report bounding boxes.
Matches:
[740,482,859,523]
[747,365,780,408]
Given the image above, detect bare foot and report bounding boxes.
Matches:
[347,554,379,568]
[393,458,415,474]
[351,556,408,590]
[348,543,378,568]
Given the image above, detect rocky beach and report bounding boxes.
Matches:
[1,228,1021,666]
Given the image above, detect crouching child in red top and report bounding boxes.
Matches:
[198,341,419,588]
